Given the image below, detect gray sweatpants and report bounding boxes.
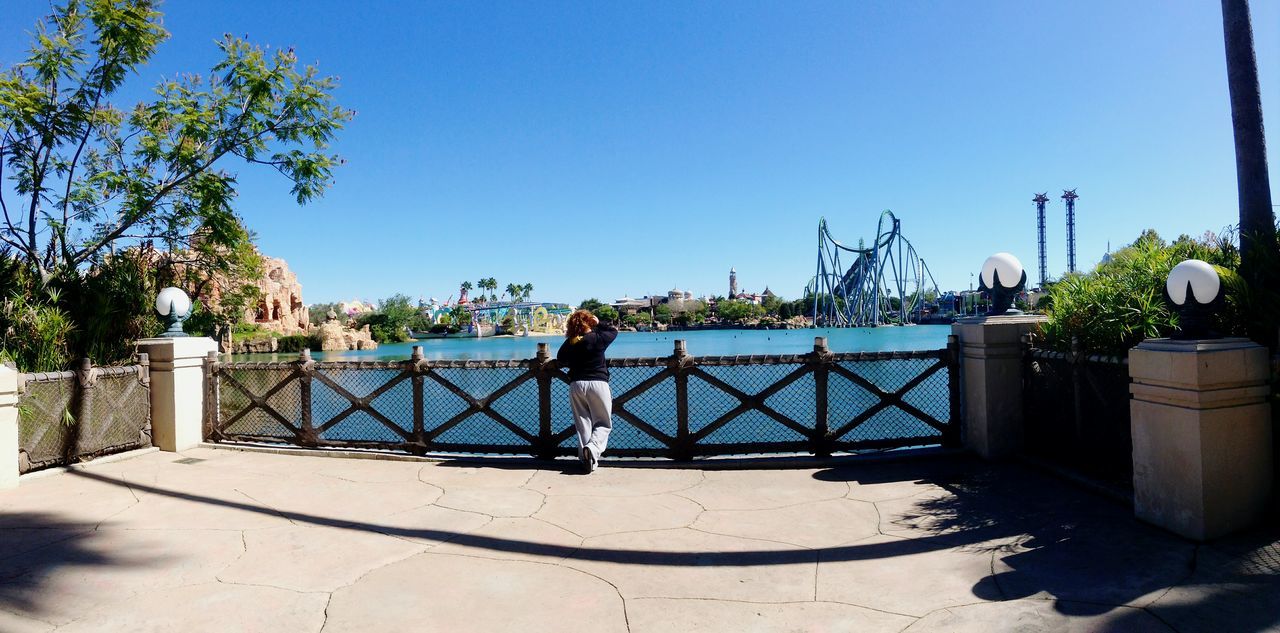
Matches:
[569,380,612,458]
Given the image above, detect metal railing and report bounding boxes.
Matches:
[17,356,152,473]
[205,337,960,459]
[1022,335,1133,489]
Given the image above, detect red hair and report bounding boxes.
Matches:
[565,309,599,339]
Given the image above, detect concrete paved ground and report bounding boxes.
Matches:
[0,447,1276,633]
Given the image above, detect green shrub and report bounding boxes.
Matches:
[276,333,318,353]
[0,291,74,372]
[233,323,268,338]
[1041,229,1244,355]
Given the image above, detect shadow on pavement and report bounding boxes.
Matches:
[817,456,1280,630]
[0,512,161,622]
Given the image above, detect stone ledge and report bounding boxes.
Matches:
[1130,382,1271,410]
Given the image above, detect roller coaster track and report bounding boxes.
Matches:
[808,211,940,327]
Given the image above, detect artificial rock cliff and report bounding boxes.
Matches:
[245,256,309,335]
[316,320,378,351]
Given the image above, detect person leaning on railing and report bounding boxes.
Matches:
[557,310,618,473]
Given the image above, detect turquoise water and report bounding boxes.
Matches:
[233,326,952,362]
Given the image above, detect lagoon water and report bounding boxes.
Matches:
[233,325,952,362]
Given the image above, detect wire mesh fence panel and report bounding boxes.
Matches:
[314,367,410,443]
[487,373,541,438]
[1024,350,1132,490]
[218,368,300,441]
[551,372,580,450]
[80,369,151,456]
[208,346,957,459]
[690,363,812,454]
[606,365,676,453]
[829,356,950,449]
[428,367,536,452]
[17,374,77,472]
[17,365,150,473]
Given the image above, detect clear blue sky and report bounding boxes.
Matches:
[3,1,1278,305]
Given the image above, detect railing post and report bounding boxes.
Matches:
[1130,338,1273,540]
[812,336,832,457]
[203,351,219,442]
[950,314,1048,459]
[135,352,150,387]
[137,336,218,452]
[945,334,962,448]
[71,358,98,459]
[1069,335,1085,445]
[298,349,317,447]
[410,345,427,455]
[0,364,17,489]
[534,343,556,460]
[673,339,691,461]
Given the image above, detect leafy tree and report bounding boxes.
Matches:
[0,1,349,367]
[479,277,497,302]
[654,304,672,324]
[717,299,764,324]
[578,298,604,313]
[522,282,533,301]
[594,305,618,324]
[505,283,521,303]
[761,294,783,316]
[308,302,340,326]
[450,304,471,327]
[356,294,417,343]
[0,0,352,278]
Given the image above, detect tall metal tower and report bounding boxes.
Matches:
[1032,193,1050,288]
[1061,189,1079,273]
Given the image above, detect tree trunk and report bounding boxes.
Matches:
[1221,0,1276,345]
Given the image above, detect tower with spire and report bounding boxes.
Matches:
[729,267,738,298]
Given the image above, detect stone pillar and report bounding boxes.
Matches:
[0,365,17,489]
[951,315,1047,459]
[135,337,218,452]
[1129,338,1273,540]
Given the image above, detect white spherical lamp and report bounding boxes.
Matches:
[1166,260,1220,306]
[154,287,192,337]
[1164,259,1223,339]
[977,253,1028,315]
[980,253,1025,290]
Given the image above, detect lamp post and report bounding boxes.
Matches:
[1164,259,1223,340]
[154,287,192,338]
[977,253,1027,316]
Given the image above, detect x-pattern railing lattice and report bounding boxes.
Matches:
[207,338,960,459]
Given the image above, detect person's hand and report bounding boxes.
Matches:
[588,314,600,328]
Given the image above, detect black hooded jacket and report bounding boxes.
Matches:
[556,324,618,382]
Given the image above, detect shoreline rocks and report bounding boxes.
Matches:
[316,320,378,351]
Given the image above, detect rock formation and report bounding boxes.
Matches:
[316,319,378,351]
[245,256,309,335]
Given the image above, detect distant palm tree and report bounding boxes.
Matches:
[461,281,473,302]
[506,283,522,303]
[522,283,533,302]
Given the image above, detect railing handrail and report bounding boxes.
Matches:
[211,347,949,371]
